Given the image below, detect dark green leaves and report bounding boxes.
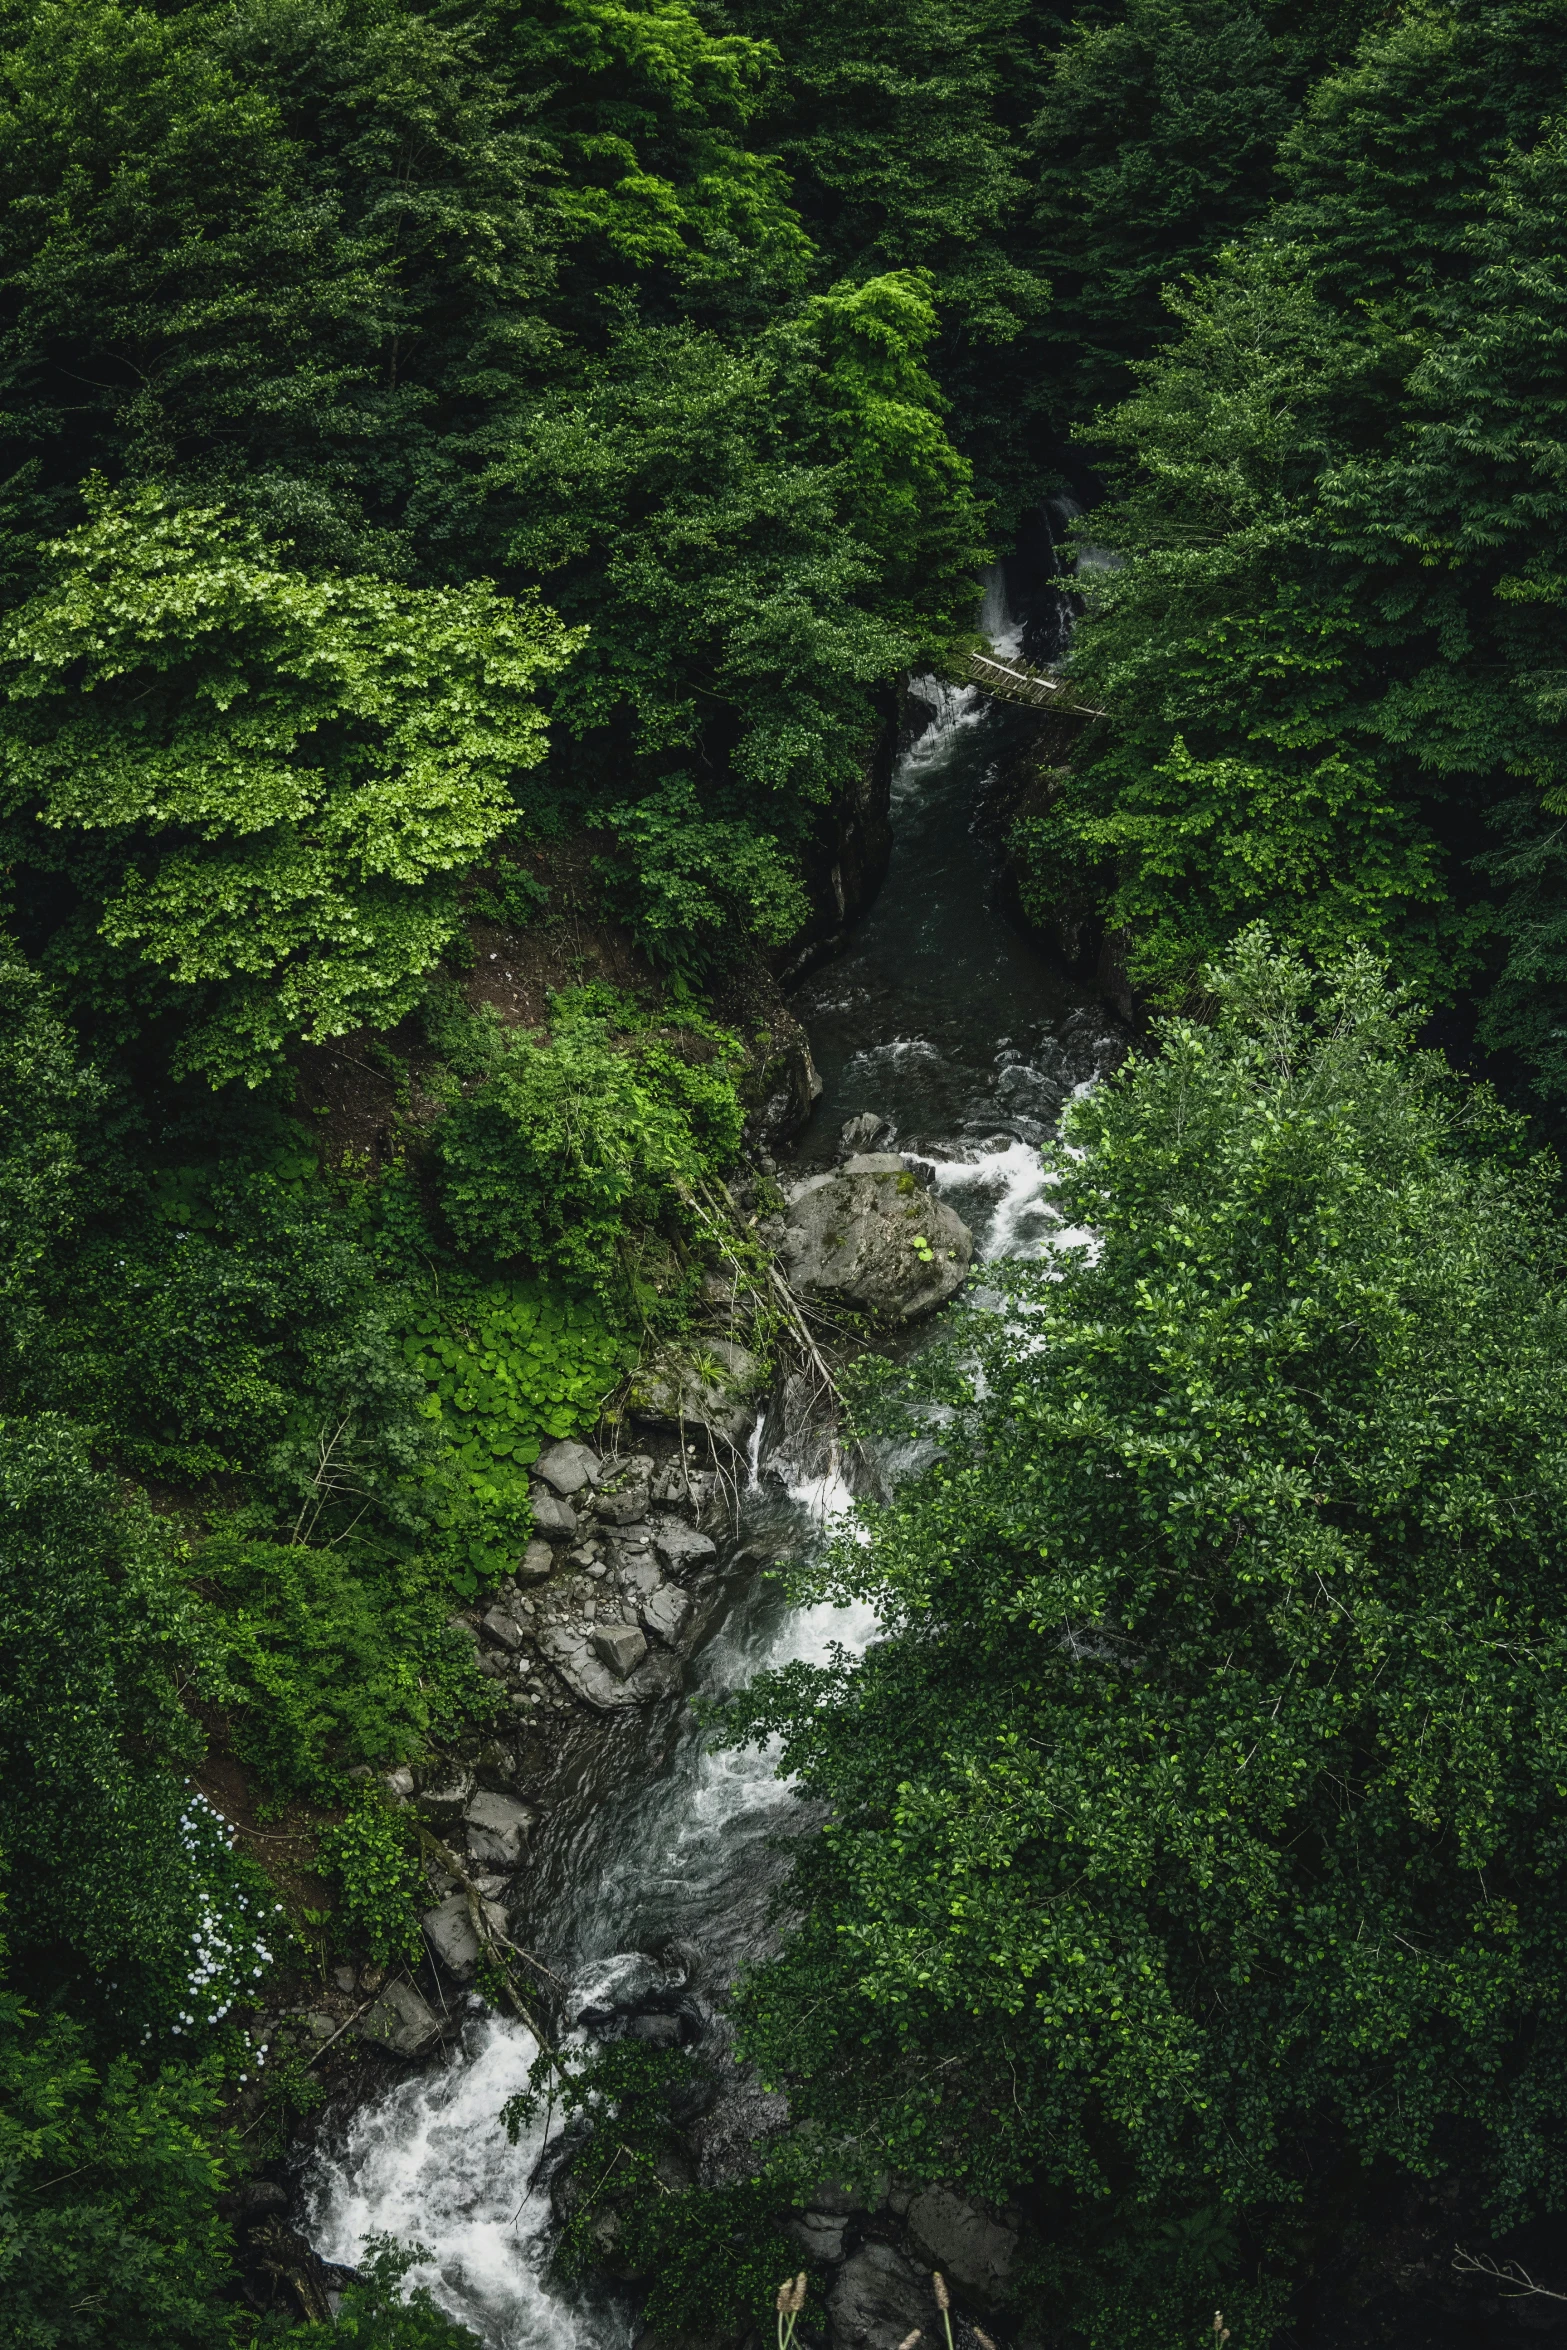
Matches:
[723,938,1567,2341]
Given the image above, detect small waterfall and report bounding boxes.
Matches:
[976,559,1025,660]
[302,2015,582,2349]
[300,636,1125,2349]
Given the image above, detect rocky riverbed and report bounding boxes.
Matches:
[264,647,1129,2347]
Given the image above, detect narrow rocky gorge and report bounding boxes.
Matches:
[279,617,1127,2349]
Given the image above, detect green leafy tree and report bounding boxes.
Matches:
[0,0,570,587]
[0,1415,288,2035]
[0,1948,238,2350]
[496,289,978,960]
[0,487,580,1082]
[722,937,1567,2344]
[715,0,1057,513]
[1037,3,1567,1067]
[1026,0,1299,420]
[0,941,102,1355]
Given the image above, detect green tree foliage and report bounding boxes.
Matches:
[18,1127,432,1506]
[0,0,555,585]
[722,938,1567,2342]
[0,487,579,1082]
[1025,0,1299,419]
[0,1949,238,2350]
[0,0,978,1023]
[712,0,1057,510]
[496,278,980,958]
[1040,1,1567,1093]
[203,1536,491,1799]
[723,0,1372,512]
[0,942,102,1354]
[0,1418,287,2031]
[503,2039,809,2339]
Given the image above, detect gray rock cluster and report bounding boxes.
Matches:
[313,1430,741,2054]
[482,1440,726,1716]
[453,1436,730,1722]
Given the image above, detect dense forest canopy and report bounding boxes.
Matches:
[1024,0,1567,1102]
[7,0,1567,2344]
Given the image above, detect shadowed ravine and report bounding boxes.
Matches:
[300,584,1125,2346]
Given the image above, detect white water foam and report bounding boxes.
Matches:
[302,2012,578,2350]
[977,558,1025,661]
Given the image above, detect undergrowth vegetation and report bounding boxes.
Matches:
[8,0,1567,2342]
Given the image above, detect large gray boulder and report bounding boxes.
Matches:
[779,1162,971,1323]
[414,1763,475,1822]
[533,1440,601,1496]
[642,1584,693,1647]
[828,2242,930,2350]
[537,1624,681,1712]
[531,1488,578,1544]
[422,1891,506,1984]
[906,2185,1017,2299]
[592,1622,649,1679]
[359,1977,442,2057]
[627,1338,767,1445]
[464,1788,534,1869]
[652,1518,717,1574]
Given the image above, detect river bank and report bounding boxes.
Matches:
[247,636,1126,2344]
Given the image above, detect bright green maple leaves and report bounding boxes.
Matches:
[0,486,582,1082]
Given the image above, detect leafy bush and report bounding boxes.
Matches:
[504,2040,808,2340]
[203,1537,493,1801]
[404,1276,629,1484]
[0,939,102,1360]
[275,2238,482,2347]
[317,1795,428,1969]
[723,935,1567,2345]
[431,990,745,1290]
[0,1944,239,2350]
[36,1153,433,1510]
[0,487,581,1083]
[0,1417,286,2034]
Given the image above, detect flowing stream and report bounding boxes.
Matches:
[301,572,1121,2345]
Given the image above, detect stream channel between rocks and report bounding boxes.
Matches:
[300,578,1126,2348]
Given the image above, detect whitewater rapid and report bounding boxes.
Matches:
[302,568,1114,2346]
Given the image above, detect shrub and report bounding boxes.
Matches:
[504,2040,808,2340]
[33,1153,434,1515]
[0,1947,239,2350]
[398,1274,632,1591]
[430,989,745,1292]
[202,1537,493,1800]
[317,1796,427,1969]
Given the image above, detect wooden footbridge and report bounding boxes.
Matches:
[965,650,1105,720]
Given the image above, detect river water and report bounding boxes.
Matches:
[301,591,1122,2345]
